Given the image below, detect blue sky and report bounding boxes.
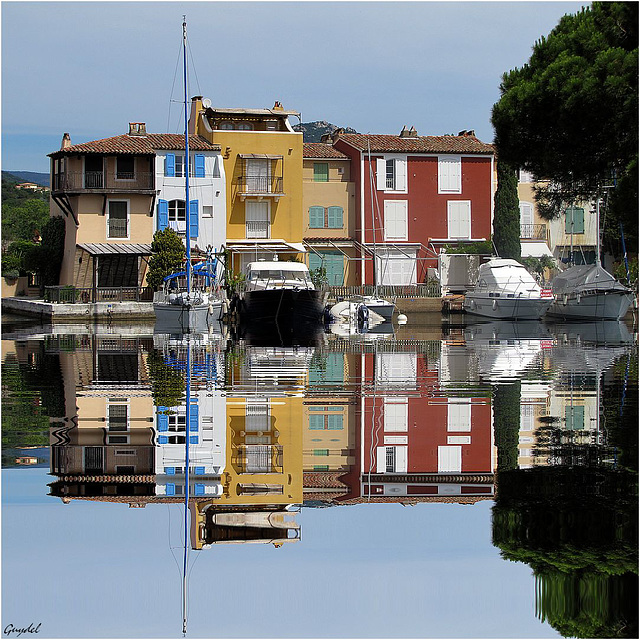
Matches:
[2,468,561,638]
[2,1,586,172]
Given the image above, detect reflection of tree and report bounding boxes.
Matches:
[492,381,521,471]
[147,350,185,408]
[493,467,638,638]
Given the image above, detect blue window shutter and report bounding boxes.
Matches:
[158,199,169,231]
[309,206,325,228]
[194,466,205,475]
[328,414,344,430]
[309,252,322,273]
[190,435,199,445]
[189,404,199,432]
[194,154,205,178]
[194,483,205,496]
[165,466,176,475]
[166,483,175,496]
[165,154,175,177]
[157,414,169,432]
[189,200,199,238]
[327,206,343,229]
[309,414,324,430]
[158,435,168,444]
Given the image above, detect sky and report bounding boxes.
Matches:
[2,468,561,639]
[1,1,587,172]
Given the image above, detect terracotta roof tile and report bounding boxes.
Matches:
[338,133,494,155]
[303,142,349,159]
[50,133,219,157]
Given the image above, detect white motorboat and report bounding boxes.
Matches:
[547,263,634,320]
[463,258,553,320]
[238,260,327,324]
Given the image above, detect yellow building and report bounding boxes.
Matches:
[303,142,358,285]
[190,98,305,273]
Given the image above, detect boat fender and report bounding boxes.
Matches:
[576,293,581,304]
[397,314,407,325]
[357,303,369,326]
[563,294,568,306]
[492,299,497,311]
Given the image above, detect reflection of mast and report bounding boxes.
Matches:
[182,331,191,636]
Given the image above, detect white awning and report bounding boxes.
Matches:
[520,242,553,258]
[225,239,306,253]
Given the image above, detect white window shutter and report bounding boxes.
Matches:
[396,446,408,472]
[438,446,462,472]
[376,158,386,191]
[395,159,407,191]
[376,446,386,473]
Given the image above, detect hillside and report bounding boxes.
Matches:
[2,171,50,187]
[293,121,358,142]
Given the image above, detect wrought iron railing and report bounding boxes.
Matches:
[329,282,441,299]
[44,286,154,303]
[107,218,128,238]
[245,221,270,239]
[520,223,547,240]
[52,172,153,192]
[237,175,284,194]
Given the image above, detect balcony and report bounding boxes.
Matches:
[237,175,284,200]
[246,220,270,239]
[520,223,547,240]
[52,171,154,194]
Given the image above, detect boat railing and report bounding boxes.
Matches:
[329,282,441,299]
[44,285,154,303]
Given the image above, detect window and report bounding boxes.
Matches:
[116,156,135,180]
[108,404,128,432]
[438,445,462,472]
[519,169,534,183]
[376,157,407,191]
[308,206,343,229]
[236,122,253,130]
[447,200,471,239]
[376,445,408,473]
[169,199,186,222]
[309,414,343,430]
[246,158,271,193]
[313,449,329,456]
[108,201,128,238]
[384,399,408,432]
[203,205,213,218]
[565,405,585,430]
[383,200,408,240]
[438,156,462,194]
[245,200,270,238]
[220,122,234,130]
[565,207,585,234]
[314,163,329,182]
[447,399,471,432]
[164,154,200,178]
[520,202,534,238]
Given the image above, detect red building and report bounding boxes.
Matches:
[332,128,495,285]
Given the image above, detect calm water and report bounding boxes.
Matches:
[2,316,637,639]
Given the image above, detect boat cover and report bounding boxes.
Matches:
[551,264,630,295]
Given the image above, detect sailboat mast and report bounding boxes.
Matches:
[182,336,191,635]
[183,17,192,298]
[595,197,601,267]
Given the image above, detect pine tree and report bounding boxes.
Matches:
[493,161,521,261]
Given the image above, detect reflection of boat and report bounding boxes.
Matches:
[545,319,634,346]
[350,294,395,321]
[547,263,634,320]
[238,260,327,324]
[153,24,224,335]
[463,259,553,319]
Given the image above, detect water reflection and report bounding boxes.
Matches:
[1,318,637,638]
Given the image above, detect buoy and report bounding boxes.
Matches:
[397,314,407,324]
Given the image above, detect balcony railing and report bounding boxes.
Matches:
[237,175,284,195]
[44,286,154,304]
[108,218,128,239]
[52,171,154,192]
[246,221,270,239]
[520,223,547,240]
[330,282,441,299]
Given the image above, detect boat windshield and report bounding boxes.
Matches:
[248,269,312,285]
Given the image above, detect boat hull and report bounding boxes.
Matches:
[361,298,395,321]
[464,294,552,320]
[154,300,224,333]
[239,289,326,324]
[546,291,634,320]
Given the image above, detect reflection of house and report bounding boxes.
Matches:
[189,98,305,272]
[518,382,553,469]
[303,142,358,285]
[48,123,224,295]
[48,333,156,499]
[331,128,494,285]
[517,170,553,261]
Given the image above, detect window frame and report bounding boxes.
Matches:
[115,156,135,181]
[314,162,329,183]
[107,199,130,240]
[438,155,462,194]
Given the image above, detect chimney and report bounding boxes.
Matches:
[273,100,284,111]
[189,96,203,134]
[320,134,332,144]
[61,133,72,149]
[458,129,475,137]
[332,127,344,142]
[400,126,418,138]
[129,122,147,136]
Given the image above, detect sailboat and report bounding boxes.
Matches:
[153,20,226,333]
[547,198,634,320]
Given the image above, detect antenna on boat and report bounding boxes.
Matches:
[183,16,192,304]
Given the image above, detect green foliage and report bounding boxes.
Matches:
[224,270,246,297]
[522,256,557,281]
[1,196,50,244]
[37,216,66,287]
[492,381,521,471]
[147,228,185,290]
[613,256,638,290]
[493,161,521,260]
[147,350,185,408]
[441,240,493,255]
[491,2,638,248]
[310,266,328,288]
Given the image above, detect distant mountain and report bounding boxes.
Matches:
[294,121,358,143]
[2,171,49,187]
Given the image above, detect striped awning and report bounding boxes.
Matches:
[77,243,152,256]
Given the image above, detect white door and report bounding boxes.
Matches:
[438,446,462,472]
[245,201,270,238]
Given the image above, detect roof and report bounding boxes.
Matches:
[77,243,152,256]
[303,143,349,159]
[338,133,494,155]
[49,134,220,157]
[206,107,300,118]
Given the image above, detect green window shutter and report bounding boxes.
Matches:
[308,252,322,273]
[565,207,585,234]
[309,415,325,430]
[327,414,343,430]
[327,206,343,229]
[314,163,329,182]
[313,449,329,456]
[326,353,344,383]
[325,252,344,285]
[313,465,330,471]
[309,206,325,228]
[565,405,585,430]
